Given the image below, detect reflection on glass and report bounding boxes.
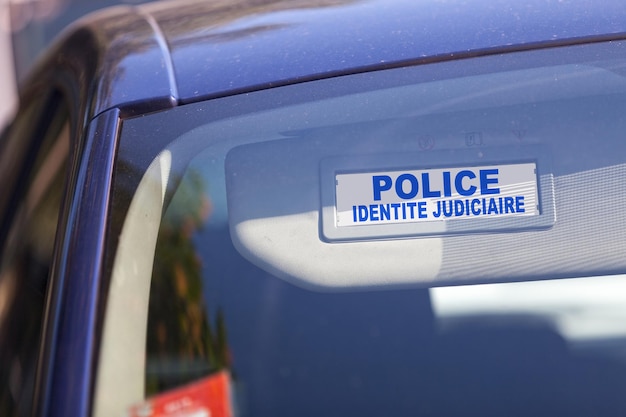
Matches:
[0,117,69,417]
[430,276,626,415]
[101,40,626,416]
[431,275,626,342]
[146,170,230,395]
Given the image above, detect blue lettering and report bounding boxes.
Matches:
[442,172,452,197]
[391,203,401,219]
[418,201,427,218]
[479,169,500,195]
[432,201,442,218]
[380,204,390,220]
[422,173,441,198]
[455,170,477,196]
[369,204,379,221]
[373,175,392,201]
[471,199,481,215]
[515,196,525,213]
[454,200,465,216]
[407,202,417,219]
[395,174,419,199]
[358,205,369,221]
[504,196,514,213]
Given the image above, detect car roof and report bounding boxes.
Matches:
[30,0,626,121]
[146,0,626,104]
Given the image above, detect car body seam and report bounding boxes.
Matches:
[135,6,179,103]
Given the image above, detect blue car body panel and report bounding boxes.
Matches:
[145,0,626,103]
[32,0,626,121]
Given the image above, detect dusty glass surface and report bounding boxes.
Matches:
[100,42,626,416]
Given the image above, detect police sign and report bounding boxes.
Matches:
[335,163,538,227]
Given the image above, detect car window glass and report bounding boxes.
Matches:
[99,42,626,417]
[0,100,69,417]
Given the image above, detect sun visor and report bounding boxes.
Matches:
[219,53,626,292]
[225,134,566,291]
[226,122,626,291]
[225,138,445,291]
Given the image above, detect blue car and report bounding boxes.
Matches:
[2,0,626,416]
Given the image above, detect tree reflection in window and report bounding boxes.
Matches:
[146,170,230,395]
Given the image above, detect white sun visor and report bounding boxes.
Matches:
[200,50,626,291]
[225,136,557,291]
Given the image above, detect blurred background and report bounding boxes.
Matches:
[0,0,141,130]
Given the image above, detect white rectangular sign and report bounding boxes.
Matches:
[335,163,538,227]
